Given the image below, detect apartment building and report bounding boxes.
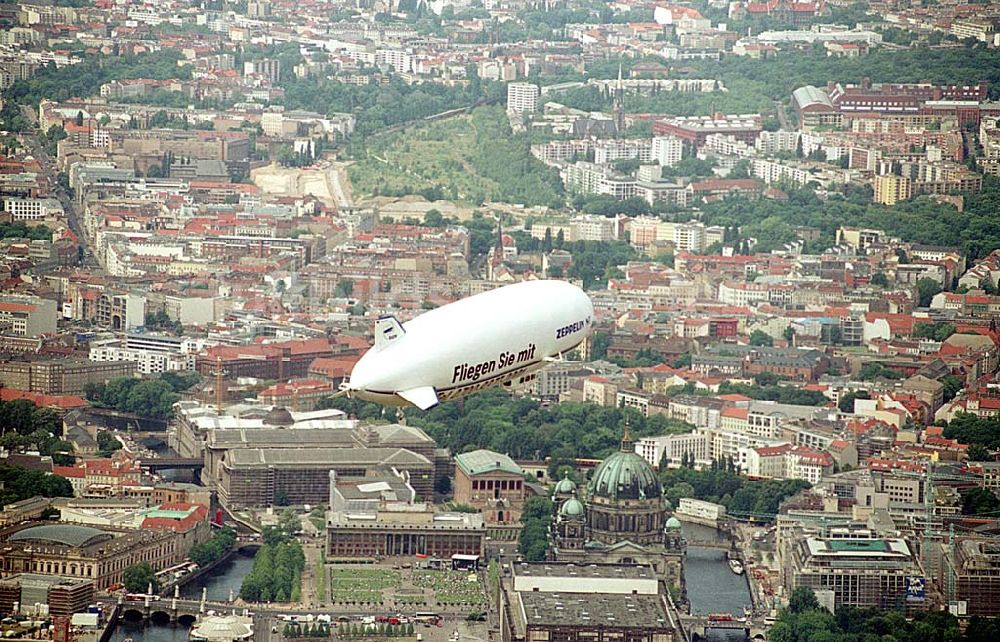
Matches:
[593,139,652,164]
[243,58,281,83]
[0,295,57,337]
[507,82,540,114]
[873,174,912,205]
[0,359,134,395]
[2,198,64,221]
[634,433,710,469]
[651,136,683,166]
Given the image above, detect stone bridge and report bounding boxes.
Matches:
[685,539,738,551]
[679,616,768,642]
[118,588,246,626]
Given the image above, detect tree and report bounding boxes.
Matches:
[189,527,236,566]
[96,430,122,457]
[942,374,964,402]
[334,279,354,298]
[858,362,904,381]
[123,562,159,593]
[278,508,301,535]
[665,482,694,508]
[916,278,943,307]
[424,209,445,227]
[671,353,692,368]
[967,444,992,462]
[0,465,73,506]
[74,110,84,127]
[961,487,1000,516]
[518,496,552,561]
[124,379,179,418]
[838,390,869,414]
[788,586,819,613]
[749,330,774,347]
[753,372,782,387]
[913,322,955,342]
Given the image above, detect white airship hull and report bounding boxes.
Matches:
[346,280,594,409]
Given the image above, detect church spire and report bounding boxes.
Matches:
[620,415,633,452]
[612,63,625,138]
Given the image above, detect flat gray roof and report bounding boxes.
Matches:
[209,428,358,449]
[518,591,670,629]
[512,562,657,581]
[226,447,430,468]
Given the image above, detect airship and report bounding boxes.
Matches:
[340,280,594,410]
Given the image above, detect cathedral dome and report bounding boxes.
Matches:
[588,431,661,501]
[559,497,585,518]
[553,474,577,496]
[665,516,682,530]
[264,406,294,426]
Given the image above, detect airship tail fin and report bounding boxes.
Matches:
[398,386,439,410]
[374,315,405,352]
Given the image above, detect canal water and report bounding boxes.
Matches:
[111,554,254,642]
[680,520,753,617]
[112,522,749,640]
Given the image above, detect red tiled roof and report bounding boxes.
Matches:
[755,445,792,456]
[722,407,749,419]
[0,388,88,409]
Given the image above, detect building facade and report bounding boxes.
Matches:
[0,523,180,590]
[454,449,528,547]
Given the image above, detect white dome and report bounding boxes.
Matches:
[190,615,254,642]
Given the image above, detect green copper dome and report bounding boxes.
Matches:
[665,516,682,530]
[553,473,577,495]
[588,431,661,501]
[559,497,585,518]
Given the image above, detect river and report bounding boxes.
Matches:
[111,554,254,642]
[112,522,748,640]
[680,520,753,617]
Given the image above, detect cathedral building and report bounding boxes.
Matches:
[549,430,686,589]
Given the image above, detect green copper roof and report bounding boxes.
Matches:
[827,539,889,552]
[588,450,661,501]
[559,497,585,518]
[553,474,577,495]
[455,449,523,477]
[141,506,195,519]
[665,516,682,529]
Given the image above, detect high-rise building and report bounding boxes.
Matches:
[507,82,540,114]
[243,59,281,84]
[651,136,683,167]
[873,173,912,205]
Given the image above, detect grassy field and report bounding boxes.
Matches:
[328,567,400,604]
[347,105,564,207]
[413,570,486,607]
[348,116,498,203]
